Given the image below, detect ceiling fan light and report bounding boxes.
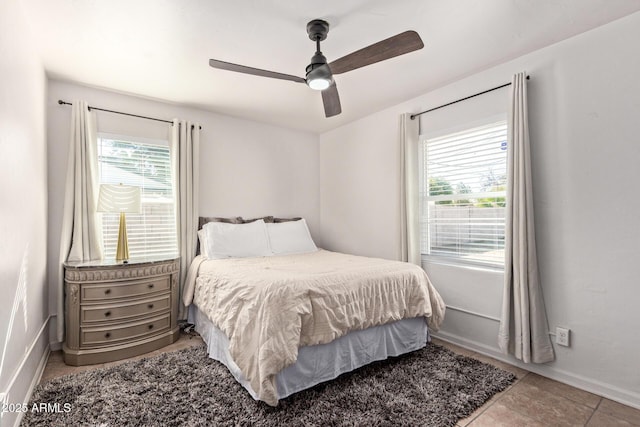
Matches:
[306,63,333,91]
[308,77,332,90]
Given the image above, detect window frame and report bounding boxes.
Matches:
[96,132,178,260]
[419,116,508,270]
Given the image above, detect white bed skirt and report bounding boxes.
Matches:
[189,304,429,402]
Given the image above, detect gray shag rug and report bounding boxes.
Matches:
[23,343,515,426]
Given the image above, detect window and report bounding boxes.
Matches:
[97,134,178,259]
[420,120,507,267]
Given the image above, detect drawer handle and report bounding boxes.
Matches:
[104,311,111,317]
[104,289,112,295]
[105,332,111,339]
[148,304,154,309]
[148,324,154,330]
[148,284,155,289]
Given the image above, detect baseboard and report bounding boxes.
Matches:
[48,314,62,351]
[0,316,51,427]
[433,330,640,411]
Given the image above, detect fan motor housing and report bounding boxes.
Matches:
[306,52,328,74]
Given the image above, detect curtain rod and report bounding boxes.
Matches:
[410,75,530,120]
[57,100,202,130]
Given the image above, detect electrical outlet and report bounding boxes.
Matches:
[556,327,570,346]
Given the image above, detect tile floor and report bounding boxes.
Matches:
[40,333,640,426]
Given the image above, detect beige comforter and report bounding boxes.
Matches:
[190,249,445,406]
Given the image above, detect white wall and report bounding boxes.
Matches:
[47,80,320,343]
[0,1,49,426]
[319,12,640,408]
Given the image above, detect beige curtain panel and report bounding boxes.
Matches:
[399,113,421,265]
[57,100,103,341]
[498,72,554,364]
[171,119,200,319]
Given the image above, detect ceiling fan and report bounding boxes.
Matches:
[208,19,424,118]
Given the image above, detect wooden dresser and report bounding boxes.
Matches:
[63,257,180,366]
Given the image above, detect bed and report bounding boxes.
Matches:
[183,216,445,406]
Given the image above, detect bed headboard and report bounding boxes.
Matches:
[198,216,243,230]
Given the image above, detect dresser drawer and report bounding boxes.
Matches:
[81,314,171,347]
[81,277,170,301]
[80,294,170,323]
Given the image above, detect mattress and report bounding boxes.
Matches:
[189,304,429,401]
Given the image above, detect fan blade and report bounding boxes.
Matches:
[329,30,424,75]
[321,82,342,117]
[209,59,305,83]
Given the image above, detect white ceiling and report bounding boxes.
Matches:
[22,0,640,134]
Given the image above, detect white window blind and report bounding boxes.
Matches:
[421,121,507,267]
[97,134,178,259]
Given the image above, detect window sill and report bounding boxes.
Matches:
[421,256,504,273]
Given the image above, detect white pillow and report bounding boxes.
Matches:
[204,219,273,259]
[266,219,317,255]
[197,229,209,259]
